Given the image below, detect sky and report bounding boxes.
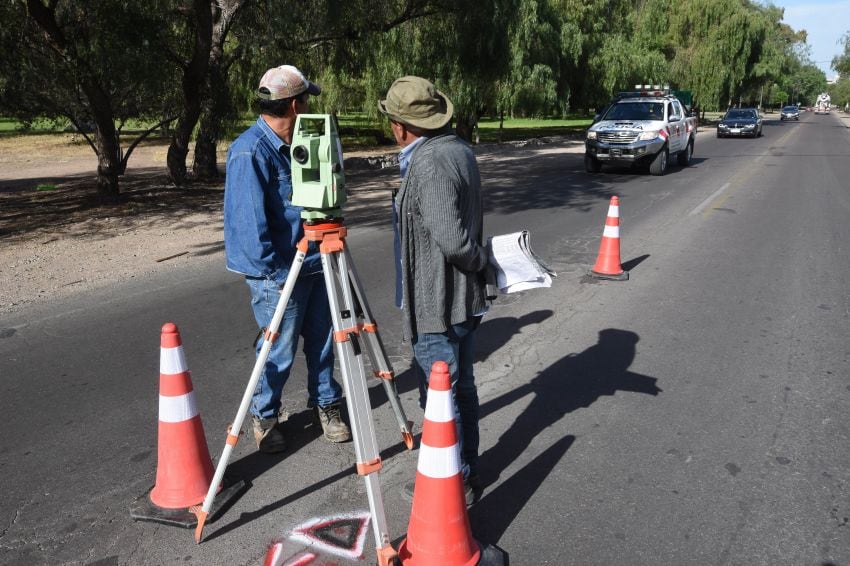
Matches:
[767,0,850,79]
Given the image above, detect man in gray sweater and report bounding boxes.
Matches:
[379,76,490,504]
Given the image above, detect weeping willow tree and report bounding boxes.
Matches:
[495,0,562,122]
[667,0,786,111]
[551,0,671,111]
[336,0,513,142]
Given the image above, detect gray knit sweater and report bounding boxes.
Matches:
[397,133,489,340]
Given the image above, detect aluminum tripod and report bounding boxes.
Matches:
[193,220,413,566]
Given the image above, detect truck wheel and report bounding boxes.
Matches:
[677,139,693,166]
[649,147,668,176]
[584,154,602,173]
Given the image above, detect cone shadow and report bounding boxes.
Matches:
[620,254,650,272]
[470,436,574,543]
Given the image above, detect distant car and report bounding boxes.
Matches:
[717,108,762,138]
[780,106,800,120]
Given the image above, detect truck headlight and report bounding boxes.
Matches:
[586,131,597,140]
[637,131,659,141]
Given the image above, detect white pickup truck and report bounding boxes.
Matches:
[585,89,698,176]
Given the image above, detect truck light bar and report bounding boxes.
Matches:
[617,84,672,98]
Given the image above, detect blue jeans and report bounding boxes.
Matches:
[245,274,342,419]
[412,317,481,479]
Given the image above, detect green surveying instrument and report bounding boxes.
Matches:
[290,114,346,221]
[193,114,413,566]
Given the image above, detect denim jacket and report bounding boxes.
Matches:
[223,117,322,285]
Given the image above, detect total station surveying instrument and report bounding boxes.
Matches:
[191,114,414,564]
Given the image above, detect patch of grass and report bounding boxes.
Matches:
[2,113,595,156]
[476,117,592,143]
[36,184,59,191]
[0,117,63,135]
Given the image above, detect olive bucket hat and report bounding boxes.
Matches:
[378,76,454,130]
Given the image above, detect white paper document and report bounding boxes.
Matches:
[487,231,556,294]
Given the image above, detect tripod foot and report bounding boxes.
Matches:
[190,506,208,544]
[376,544,398,566]
[402,427,415,450]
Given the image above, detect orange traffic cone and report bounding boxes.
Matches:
[130,323,245,528]
[150,322,215,508]
[590,195,629,280]
[398,361,480,565]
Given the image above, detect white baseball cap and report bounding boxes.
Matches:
[257,65,321,100]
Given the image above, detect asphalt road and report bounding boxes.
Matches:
[2,111,850,566]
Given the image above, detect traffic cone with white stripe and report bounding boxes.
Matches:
[589,195,629,280]
[150,322,215,509]
[130,323,245,528]
[398,361,481,565]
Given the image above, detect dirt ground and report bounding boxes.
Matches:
[0,132,582,316]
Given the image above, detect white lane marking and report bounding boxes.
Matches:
[689,182,731,216]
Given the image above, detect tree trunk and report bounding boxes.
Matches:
[192,0,246,180]
[498,110,504,143]
[95,126,121,200]
[166,120,193,186]
[166,0,213,186]
[193,63,226,180]
[455,113,477,143]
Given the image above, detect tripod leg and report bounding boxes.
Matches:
[191,244,308,543]
[321,249,397,565]
[342,247,414,449]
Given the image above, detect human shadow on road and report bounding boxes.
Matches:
[470,328,661,541]
[476,310,554,363]
[369,309,556,410]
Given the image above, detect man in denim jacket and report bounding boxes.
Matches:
[379,76,489,504]
[223,65,350,453]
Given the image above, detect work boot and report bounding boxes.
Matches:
[402,475,481,507]
[252,415,287,453]
[315,403,351,443]
[464,473,482,506]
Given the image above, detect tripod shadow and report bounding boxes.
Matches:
[476,310,554,363]
[471,328,661,541]
[470,435,575,543]
[367,364,419,412]
[205,410,414,542]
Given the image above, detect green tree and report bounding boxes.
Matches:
[827,77,850,109]
[0,0,178,198]
[832,32,850,77]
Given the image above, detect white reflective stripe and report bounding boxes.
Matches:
[424,389,454,423]
[417,444,461,478]
[607,205,619,218]
[603,225,620,238]
[160,346,188,375]
[159,392,198,423]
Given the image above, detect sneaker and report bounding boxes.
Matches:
[315,403,351,443]
[252,415,286,453]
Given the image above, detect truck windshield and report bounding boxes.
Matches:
[602,102,664,121]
